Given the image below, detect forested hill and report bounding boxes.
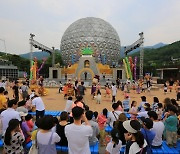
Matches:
[130,41,180,68]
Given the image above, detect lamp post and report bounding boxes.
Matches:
[29,33,35,69]
[52,47,55,67]
[139,32,144,79]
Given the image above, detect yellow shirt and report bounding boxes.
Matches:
[31,129,38,141]
[0,94,7,109]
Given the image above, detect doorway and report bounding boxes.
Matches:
[117,70,122,79]
[53,70,57,78]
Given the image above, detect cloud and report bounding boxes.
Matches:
[0,0,179,54]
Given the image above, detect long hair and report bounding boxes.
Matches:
[4,119,20,145]
[133,131,145,148]
[111,129,119,148]
[131,101,136,108]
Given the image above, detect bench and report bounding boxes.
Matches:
[28,110,61,117]
[0,139,3,148]
[120,141,179,154]
[26,141,98,154]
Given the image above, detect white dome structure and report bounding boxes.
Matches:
[60,17,121,66]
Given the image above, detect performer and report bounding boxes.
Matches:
[145,73,151,88]
[38,76,44,96]
[169,78,174,92]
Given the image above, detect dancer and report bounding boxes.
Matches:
[38,76,44,96]
[91,84,96,99]
[164,82,168,95]
[96,89,101,104]
[105,85,111,98]
[111,83,117,103]
[169,78,174,92]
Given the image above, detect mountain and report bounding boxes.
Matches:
[20,51,50,60]
[120,42,167,57]
[131,40,180,67]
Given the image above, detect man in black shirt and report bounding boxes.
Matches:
[12,81,19,101]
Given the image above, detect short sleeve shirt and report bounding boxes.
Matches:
[3,132,25,154]
[106,140,122,154]
[65,124,93,154]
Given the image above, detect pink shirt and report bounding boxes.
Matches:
[117,106,123,112]
[97,114,107,130]
[129,107,138,120]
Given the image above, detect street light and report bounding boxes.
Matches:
[29,33,35,69]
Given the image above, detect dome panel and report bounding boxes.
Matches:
[60,17,121,65]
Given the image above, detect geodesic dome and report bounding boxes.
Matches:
[60,17,121,66]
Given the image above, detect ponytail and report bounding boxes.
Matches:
[4,119,20,145]
[112,137,119,148]
[133,131,144,148]
[111,128,119,148]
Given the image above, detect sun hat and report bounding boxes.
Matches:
[19,112,28,117]
[123,120,141,133]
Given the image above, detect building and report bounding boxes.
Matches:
[0,59,18,80]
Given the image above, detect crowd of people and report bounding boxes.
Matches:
[0,78,179,154]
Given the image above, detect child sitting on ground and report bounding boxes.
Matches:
[129,101,138,120]
[156,103,163,120]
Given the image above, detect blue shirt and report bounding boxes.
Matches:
[141,128,156,154]
[122,99,130,110]
[141,128,156,146]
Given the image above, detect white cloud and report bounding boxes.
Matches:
[0,0,179,54]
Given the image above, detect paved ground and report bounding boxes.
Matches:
[2,85,179,153]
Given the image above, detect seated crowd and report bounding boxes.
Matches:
[0,86,179,154]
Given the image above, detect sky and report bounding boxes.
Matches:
[0,0,180,55]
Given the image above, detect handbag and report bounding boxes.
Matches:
[28,131,38,154]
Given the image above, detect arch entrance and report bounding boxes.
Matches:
[78,68,95,80]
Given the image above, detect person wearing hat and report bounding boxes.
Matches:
[19,112,32,144]
[141,118,156,154]
[123,120,147,154]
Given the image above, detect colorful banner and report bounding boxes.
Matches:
[125,57,132,80]
[123,59,129,79]
[134,56,137,80]
[30,60,34,80]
